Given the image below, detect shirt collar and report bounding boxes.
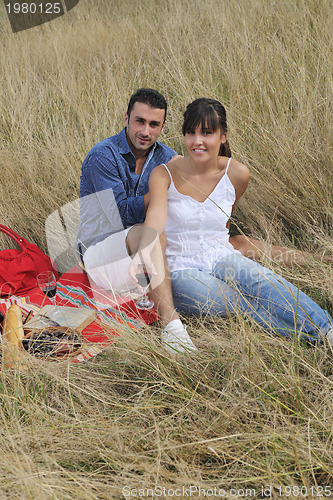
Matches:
[118,128,132,155]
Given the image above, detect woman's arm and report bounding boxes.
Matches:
[143,165,171,235]
[230,234,333,265]
[227,161,333,265]
[227,159,250,207]
[128,165,170,283]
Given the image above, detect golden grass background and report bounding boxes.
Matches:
[0,0,332,498]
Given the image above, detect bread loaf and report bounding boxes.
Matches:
[2,304,25,369]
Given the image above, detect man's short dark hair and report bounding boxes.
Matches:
[127,88,167,122]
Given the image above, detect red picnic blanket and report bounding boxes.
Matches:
[0,265,157,363]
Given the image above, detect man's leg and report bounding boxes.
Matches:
[83,229,136,292]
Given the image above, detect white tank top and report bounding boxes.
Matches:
[163,158,240,272]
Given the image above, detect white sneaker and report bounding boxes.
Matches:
[326,327,333,347]
[161,319,198,354]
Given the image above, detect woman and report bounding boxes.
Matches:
[130,98,333,353]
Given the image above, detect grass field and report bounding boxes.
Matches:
[0,0,332,498]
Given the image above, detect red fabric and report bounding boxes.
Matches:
[59,265,158,326]
[0,265,157,346]
[0,225,58,297]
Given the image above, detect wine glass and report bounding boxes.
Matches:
[135,266,154,310]
[37,271,57,307]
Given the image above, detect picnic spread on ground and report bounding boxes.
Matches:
[0,264,157,369]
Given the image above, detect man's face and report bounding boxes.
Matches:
[125,102,166,157]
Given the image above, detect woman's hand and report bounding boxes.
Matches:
[128,251,156,290]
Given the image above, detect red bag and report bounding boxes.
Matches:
[0,224,58,297]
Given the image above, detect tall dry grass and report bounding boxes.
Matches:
[0,0,332,497]
[1,322,333,498]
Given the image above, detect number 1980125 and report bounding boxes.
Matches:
[6,3,62,15]
[277,486,332,497]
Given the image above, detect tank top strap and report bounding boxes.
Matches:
[225,157,232,174]
[162,163,173,182]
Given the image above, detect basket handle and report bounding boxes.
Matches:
[0,224,25,247]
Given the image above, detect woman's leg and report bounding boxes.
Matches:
[213,253,332,341]
[171,268,235,317]
[171,266,318,339]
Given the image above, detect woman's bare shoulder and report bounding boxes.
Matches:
[149,163,172,184]
[164,156,189,179]
[226,157,250,184]
[167,155,187,169]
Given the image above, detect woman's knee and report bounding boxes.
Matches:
[213,254,278,294]
[171,269,232,316]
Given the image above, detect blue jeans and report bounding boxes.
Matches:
[170,253,332,342]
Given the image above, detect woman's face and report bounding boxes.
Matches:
[184,125,227,162]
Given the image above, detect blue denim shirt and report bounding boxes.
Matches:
[78,128,176,252]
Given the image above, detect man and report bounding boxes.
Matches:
[78,88,197,353]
